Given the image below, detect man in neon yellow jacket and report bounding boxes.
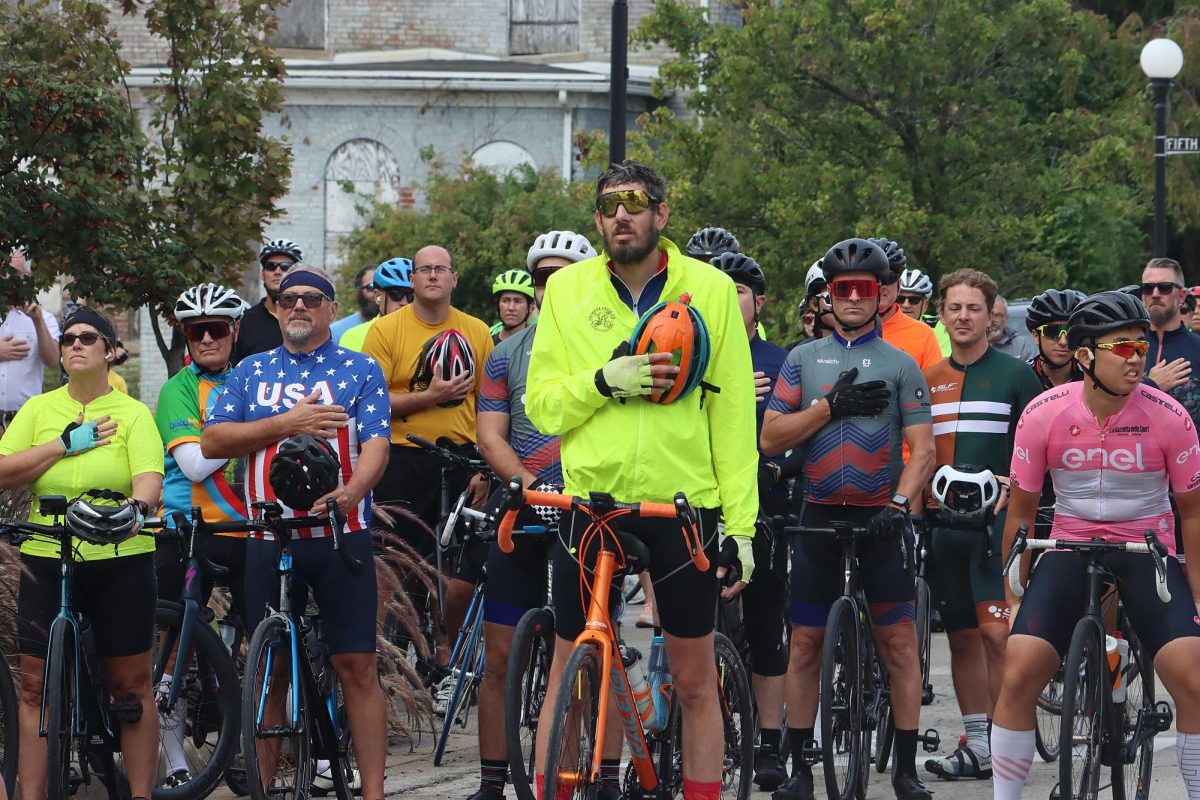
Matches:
[527,159,757,800]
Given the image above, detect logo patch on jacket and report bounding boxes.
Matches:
[589,307,616,332]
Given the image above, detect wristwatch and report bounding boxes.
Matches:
[890,494,910,513]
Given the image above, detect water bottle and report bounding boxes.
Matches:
[621,644,653,724]
[1106,633,1130,704]
[647,634,671,734]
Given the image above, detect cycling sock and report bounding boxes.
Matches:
[155,677,190,774]
[479,759,507,796]
[963,713,990,759]
[893,728,918,776]
[600,758,621,786]
[1178,732,1200,799]
[682,778,720,800]
[787,727,814,775]
[990,725,1034,800]
[759,728,781,751]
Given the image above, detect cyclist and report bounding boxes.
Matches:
[710,250,791,790]
[897,268,934,323]
[340,257,413,353]
[526,159,758,800]
[153,283,251,788]
[471,229,610,800]
[869,238,944,371]
[0,308,165,800]
[761,237,935,800]
[1025,289,1086,391]
[490,269,536,344]
[233,239,303,365]
[202,265,391,800]
[992,291,1200,800]
[918,270,1042,781]
[330,263,379,344]
[685,225,741,263]
[1141,258,1200,421]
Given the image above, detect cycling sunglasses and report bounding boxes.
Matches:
[59,332,104,347]
[277,292,330,310]
[828,278,879,299]
[595,189,661,217]
[897,294,925,306]
[1035,323,1069,340]
[383,288,414,304]
[184,320,232,342]
[1140,281,1181,296]
[262,260,295,273]
[1094,339,1149,359]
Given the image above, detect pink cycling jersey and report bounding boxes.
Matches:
[1009,382,1200,554]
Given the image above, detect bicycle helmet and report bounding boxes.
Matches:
[268,435,341,512]
[804,261,828,295]
[1066,291,1150,350]
[1117,284,1143,298]
[65,490,142,546]
[410,329,476,407]
[526,230,597,269]
[373,258,413,290]
[492,269,535,300]
[709,252,766,296]
[685,227,740,260]
[174,283,249,322]
[629,292,712,405]
[1025,289,1087,331]
[899,269,933,298]
[258,239,303,268]
[820,238,892,282]
[867,237,907,279]
[931,465,1000,529]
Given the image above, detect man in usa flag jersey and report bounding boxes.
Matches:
[203,264,390,800]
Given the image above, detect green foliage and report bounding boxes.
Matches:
[339,156,596,323]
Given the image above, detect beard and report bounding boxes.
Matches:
[359,298,379,320]
[1148,302,1177,327]
[283,318,314,346]
[604,224,660,265]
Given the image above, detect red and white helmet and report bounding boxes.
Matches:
[411,329,476,407]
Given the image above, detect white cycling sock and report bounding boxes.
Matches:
[156,676,190,775]
[990,725,1034,800]
[1179,732,1200,800]
[964,713,990,759]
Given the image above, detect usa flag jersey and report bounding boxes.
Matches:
[206,338,391,539]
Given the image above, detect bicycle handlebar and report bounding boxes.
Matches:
[405,434,492,475]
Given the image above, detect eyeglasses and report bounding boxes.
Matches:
[1141,281,1181,296]
[357,283,378,293]
[829,278,880,299]
[1095,339,1149,359]
[277,292,330,310]
[184,320,232,342]
[897,294,926,306]
[60,332,103,347]
[413,265,454,276]
[263,260,295,273]
[384,288,414,303]
[1034,323,1070,340]
[595,189,660,217]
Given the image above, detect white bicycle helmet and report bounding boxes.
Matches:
[899,268,934,298]
[526,230,597,270]
[258,239,304,267]
[805,261,827,294]
[931,464,1000,528]
[174,283,249,322]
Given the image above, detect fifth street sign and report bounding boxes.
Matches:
[1167,137,1200,155]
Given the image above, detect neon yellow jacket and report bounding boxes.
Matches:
[526,238,759,538]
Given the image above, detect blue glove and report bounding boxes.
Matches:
[60,419,100,456]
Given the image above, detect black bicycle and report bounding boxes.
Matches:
[505,602,555,800]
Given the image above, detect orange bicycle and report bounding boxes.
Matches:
[497,480,754,800]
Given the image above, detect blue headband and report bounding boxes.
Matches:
[278,270,336,299]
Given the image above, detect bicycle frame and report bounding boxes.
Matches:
[40,535,89,740]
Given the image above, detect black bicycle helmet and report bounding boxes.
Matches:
[709,252,766,296]
[1025,289,1087,331]
[1066,291,1151,350]
[268,435,341,512]
[65,490,142,546]
[867,237,907,279]
[685,227,741,260]
[820,238,892,282]
[1117,284,1143,298]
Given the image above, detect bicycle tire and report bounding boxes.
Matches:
[713,632,754,799]
[330,684,361,800]
[543,645,603,800]
[1120,627,1154,800]
[1035,665,1064,763]
[915,577,933,705]
[151,601,241,800]
[1059,619,1105,800]
[433,596,485,766]
[820,597,863,800]
[871,655,894,774]
[0,649,18,795]
[46,621,78,800]
[242,615,314,800]
[506,607,555,800]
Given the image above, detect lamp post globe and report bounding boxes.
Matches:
[1142,38,1183,257]
[1141,38,1184,79]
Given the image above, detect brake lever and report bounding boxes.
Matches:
[1003,524,1029,598]
[328,499,364,577]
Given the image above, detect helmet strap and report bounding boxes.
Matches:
[1078,350,1130,398]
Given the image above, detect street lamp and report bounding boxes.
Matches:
[1141,37,1184,258]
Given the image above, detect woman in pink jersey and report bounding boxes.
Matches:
[989,291,1200,800]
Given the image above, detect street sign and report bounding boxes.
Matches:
[1166,137,1200,155]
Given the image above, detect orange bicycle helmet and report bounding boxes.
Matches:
[629,293,712,405]
[410,329,476,407]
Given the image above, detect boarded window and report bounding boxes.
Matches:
[324,140,400,271]
[510,0,580,55]
[268,0,326,50]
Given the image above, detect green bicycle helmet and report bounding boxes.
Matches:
[492,269,535,300]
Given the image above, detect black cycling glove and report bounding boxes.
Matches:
[868,504,908,540]
[825,367,890,419]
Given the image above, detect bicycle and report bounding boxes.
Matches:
[505,602,555,800]
[0,642,16,795]
[240,499,365,800]
[1003,526,1175,800]
[496,480,754,800]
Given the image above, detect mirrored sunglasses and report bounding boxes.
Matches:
[595,189,660,218]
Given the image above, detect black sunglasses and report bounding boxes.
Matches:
[1141,281,1181,296]
[384,288,414,303]
[263,260,295,273]
[185,320,233,342]
[60,332,104,347]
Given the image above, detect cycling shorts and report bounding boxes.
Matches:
[483,533,554,628]
[244,532,377,655]
[740,521,790,676]
[789,503,915,628]
[452,536,489,586]
[1011,550,1200,659]
[373,444,472,555]
[927,511,1008,633]
[155,535,248,622]
[553,507,721,640]
[18,552,156,658]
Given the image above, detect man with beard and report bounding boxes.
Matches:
[233,239,304,364]
[527,159,758,800]
[1142,258,1200,421]
[331,264,379,344]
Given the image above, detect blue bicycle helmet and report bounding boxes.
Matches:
[629,293,712,405]
[374,258,413,290]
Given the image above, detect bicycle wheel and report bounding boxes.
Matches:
[820,597,863,800]
[151,601,241,800]
[914,576,933,705]
[714,632,754,799]
[45,621,79,800]
[543,645,603,800]
[329,682,361,800]
[1119,629,1154,800]
[242,615,313,800]
[433,598,485,766]
[506,607,555,800]
[0,649,18,795]
[1059,619,1105,800]
[1035,664,1064,762]
[871,657,894,774]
